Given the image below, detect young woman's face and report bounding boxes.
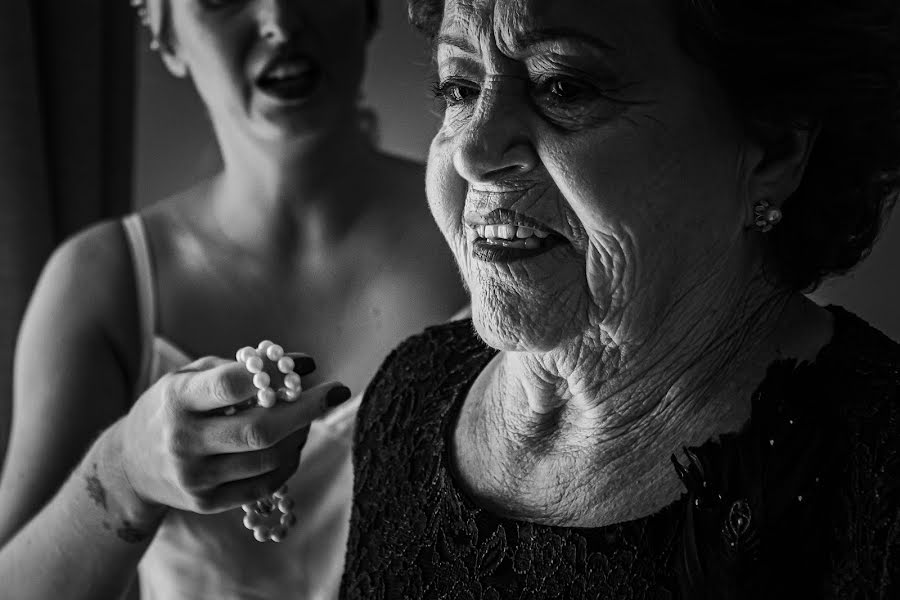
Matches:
[164,0,369,142]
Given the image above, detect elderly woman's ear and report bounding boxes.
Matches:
[743,123,820,215]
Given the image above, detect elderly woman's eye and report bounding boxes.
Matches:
[432,80,481,106]
[544,78,593,102]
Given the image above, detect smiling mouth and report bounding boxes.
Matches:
[256,57,321,102]
[469,211,566,262]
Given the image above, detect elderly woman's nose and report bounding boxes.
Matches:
[258,0,303,43]
[452,96,538,185]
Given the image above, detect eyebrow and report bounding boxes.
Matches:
[506,27,617,53]
[435,34,478,54]
[435,27,616,56]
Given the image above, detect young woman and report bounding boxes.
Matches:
[0,1,465,598]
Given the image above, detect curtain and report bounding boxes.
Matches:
[0,0,136,465]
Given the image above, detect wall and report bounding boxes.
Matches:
[133,2,899,341]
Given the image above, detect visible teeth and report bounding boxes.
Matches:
[266,63,310,80]
[482,236,543,249]
[476,224,550,240]
[515,227,533,239]
[497,225,516,240]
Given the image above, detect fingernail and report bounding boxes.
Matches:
[326,385,351,407]
[293,356,316,376]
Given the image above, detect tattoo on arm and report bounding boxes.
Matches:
[85,463,108,512]
[85,463,153,544]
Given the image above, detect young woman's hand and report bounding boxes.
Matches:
[116,354,350,516]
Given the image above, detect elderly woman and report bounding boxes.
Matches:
[338,0,900,597]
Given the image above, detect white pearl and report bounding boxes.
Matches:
[269,526,288,543]
[236,346,256,362]
[256,340,274,353]
[257,387,277,408]
[273,485,289,499]
[266,344,284,361]
[280,512,297,528]
[276,388,293,401]
[241,503,255,513]
[253,526,270,543]
[243,512,263,529]
[245,356,264,374]
[252,371,271,390]
[277,497,295,513]
[284,372,302,391]
[283,389,299,402]
[277,356,295,374]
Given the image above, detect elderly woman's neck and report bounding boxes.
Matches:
[463,291,831,526]
[512,292,824,420]
[486,289,830,461]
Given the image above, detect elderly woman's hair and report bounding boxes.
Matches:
[408,0,900,291]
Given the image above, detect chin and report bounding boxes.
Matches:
[255,109,333,142]
[470,284,568,353]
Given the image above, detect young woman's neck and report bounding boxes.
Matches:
[206,117,381,254]
[218,118,377,211]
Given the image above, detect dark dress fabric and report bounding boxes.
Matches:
[339,306,898,599]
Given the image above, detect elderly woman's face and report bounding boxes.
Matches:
[165,0,368,141]
[427,0,755,352]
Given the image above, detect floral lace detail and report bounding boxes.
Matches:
[340,308,898,599]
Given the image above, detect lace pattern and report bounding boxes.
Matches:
[340,308,898,599]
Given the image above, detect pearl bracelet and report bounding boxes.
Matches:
[234,340,301,542]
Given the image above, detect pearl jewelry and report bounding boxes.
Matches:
[235,343,300,542]
[253,371,271,390]
[277,356,295,374]
[284,372,302,391]
[266,344,284,361]
[245,356,264,374]
[752,199,783,233]
[257,388,277,408]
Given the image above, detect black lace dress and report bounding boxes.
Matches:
[339,307,898,599]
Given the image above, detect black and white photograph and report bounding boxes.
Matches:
[0,1,897,598]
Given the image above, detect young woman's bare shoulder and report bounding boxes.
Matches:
[26,219,142,386]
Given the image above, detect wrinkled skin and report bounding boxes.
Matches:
[429,0,827,526]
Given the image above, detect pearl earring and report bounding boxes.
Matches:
[753,200,783,233]
[233,341,301,542]
[129,0,163,52]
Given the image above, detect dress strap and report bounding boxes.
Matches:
[121,213,157,395]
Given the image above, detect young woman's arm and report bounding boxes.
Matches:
[0,222,345,599]
[0,221,155,598]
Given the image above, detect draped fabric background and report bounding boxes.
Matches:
[0,1,135,464]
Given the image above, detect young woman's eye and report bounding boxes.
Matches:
[432,80,481,106]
